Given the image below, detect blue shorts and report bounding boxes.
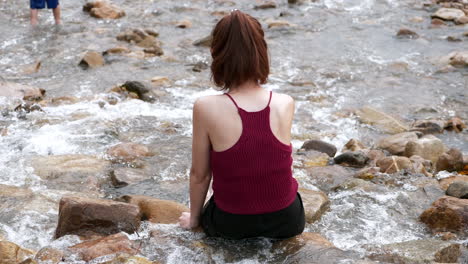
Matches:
[30,0,59,9]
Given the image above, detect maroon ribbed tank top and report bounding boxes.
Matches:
[210,91,298,215]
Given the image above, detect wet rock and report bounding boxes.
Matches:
[30,155,110,193]
[79,51,104,69]
[377,132,420,155]
[176,20,192,28]
[34,247,63,264]
[70,233,138,262]
[431,18,447,26]
[104,46,131,55]
[22,61,41,74]
[301,140,337,157]
[334,178,381,192]
[369,239,461,264]
[150,76,171,87]
[101,254,156,264]
[110,168,150,187]
[118,195,188,224]
[55,196,140,239]
[446,181,468,198]
[356,106,408,134]
[0,82,45,101]
[192,61,209,72]
[376,156,412,174]
[193,35,212,47]
[294,150,330,168]
[299,188,329,223]
[116,29,163,57]
[119,81,157,102]
[411,119,445,134]
[334,151,369,168]
[254,1,277,9]
[288,0,304,4]
[447,35,462,42]
[0,241,35,264]
[404,135,446,165]
[107,142,153,163]
[410,155,433,177]
[396,28,419,39]
[14,102,43,113]
[83,1,125,19]
[273,232,333,255]
[456,15,468,24]
[436,148,464,172]
[266,19,292,28]
[439,176,468,190]
[342,138,366,152]
[353,167,380,180]
[448,51,468,68]
[305,165,353,193]
[444,117,466,132]
[420,196,468,233]
[432,8,465,21]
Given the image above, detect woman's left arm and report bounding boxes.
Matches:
[179,98,212,229]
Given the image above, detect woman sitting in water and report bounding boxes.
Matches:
[178,10,305,239]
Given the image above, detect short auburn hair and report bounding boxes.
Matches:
[210,10,269,91]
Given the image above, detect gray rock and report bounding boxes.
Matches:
[404,135,446,165]
[193,35,212,47]
[334,151,369,168]
[446,181,468,199]
[301,140,337,157]
[377,132,420,155]
[356,106,409,134]
[110,168,150,187]
[305,165,353,193]
[432,8,465,21]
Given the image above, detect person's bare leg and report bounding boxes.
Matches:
[30,9,39,26]
[52,5,61,25]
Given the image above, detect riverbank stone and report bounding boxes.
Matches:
[432,8,465,21]
[83,1,125,19]
[300,140,337,157]
[446,181,468,198]
[0,241,35,264]
[118,195,188,224]
[420,196,468,233]
[79,51,104,69]
[368,239,461,263]
[334,151,369,168]
[377,132,421,155]
[299,188,330,223]
[55,196,141,238]
[404,135,446,165]
[305,165,353,193]
[436,148,464,172]
[356,106,409,134]
[70,233,138,262]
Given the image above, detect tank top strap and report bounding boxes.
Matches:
[267,91,272,107]
[224,93,239,109]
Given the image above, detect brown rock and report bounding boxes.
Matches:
[444,117,466,132]
[0,241,35,264]
[404,135,446,165]
[79,51,104,69]
[83,1,125,19]
[448,51,468,68]
[396,28,419,39]
[356,106,408,134]
[342,138,366,152]
[176,20,192,28]
[377,156,412,174]
[150,76,171,86]
[410,155,433,177]
[266,20,292,28]
[34,247,63,264]
[431,18,447,26]
[107,142,152,163]
[255,1,277,9]
[439,176,468,190]
[436,148,464,172]
[432,8,465,21]
[55,196,141,238]
[110,168,150,187]
[455,15,468,24]
[104,46,130,55]
[411,119,445,134]
[70,233,138,262]
[354,167,380,180]
[299,188,330,223]
[0,82,45,101]
[377,132,420,155]
[118,195,188,224]
[101,254,156,264]
[274,232,333,255]
[420,196,468,233]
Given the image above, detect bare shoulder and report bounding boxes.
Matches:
[271,92,294,110]
[193,94,227,116]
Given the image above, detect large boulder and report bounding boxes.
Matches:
[55,196,141,238]
[369,239,461,263]
[299,188,330,223]
[377,132,420,155]
[30,155,110,193]
[118,195,188,224]
[83,1,125,19]
[404,135,446,165]
[0,82,45,101]
[432,8,466,21]
[305,165,353,193]
[446,181,468,199]
[436,148,464,172]
[301,140,337,157]
[420,196,468,233]
[70,233,138,262]
[0,241,35,264]
[356,106,408,134]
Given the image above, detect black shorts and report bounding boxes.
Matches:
[201,192,305,240]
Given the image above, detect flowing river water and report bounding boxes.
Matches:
[0,0,467,263]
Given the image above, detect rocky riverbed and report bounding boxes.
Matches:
[0,0,467,263]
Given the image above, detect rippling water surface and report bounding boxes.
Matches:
[0,0,467,263]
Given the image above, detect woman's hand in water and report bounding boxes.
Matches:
[178,212,199,229]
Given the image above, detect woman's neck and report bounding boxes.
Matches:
[228,80,263,94]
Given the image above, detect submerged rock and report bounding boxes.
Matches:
[176,20,192,28]
[34,247,64,264]
[79,51,104,69]
[396,28,419,39]
[0,241,35,264]
[301,140,337,157]
[444,117,466,132]
[55,196,141,238]
[119,81,158,102]
[83,1,125,19]
[377,132,421,155]
[356,106,408,134]
[118,195,188,224]
[446,181,468,198]
[70,233,138,262]
[432,8,465,21]
[411,119,445,134]
[436,148,464,173]
[299,188,329,224]
[116,29,163,57]
[193,35,212,47]
[420,196,468,233]
[254,1,277,9]
[404,135,446,165]
[369,239,461,264]
[334,151,369,168]
[448,51,468,68]
[107,142,153,163]
[0,82,45,101]
[110,168,151,187]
